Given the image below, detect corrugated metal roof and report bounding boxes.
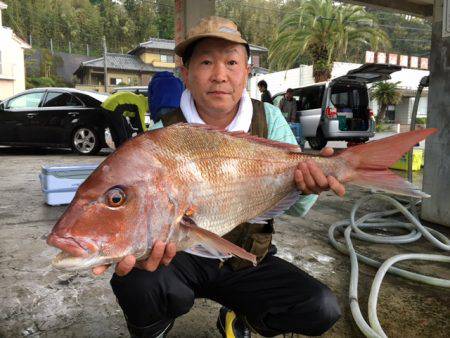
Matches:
[79,53,169,72]
[128,38,268,54]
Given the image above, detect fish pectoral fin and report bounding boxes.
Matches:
[180,217,257,266]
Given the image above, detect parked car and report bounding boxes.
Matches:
[272,64,402,150]
[111,86,148,97]
[0,88,110,155]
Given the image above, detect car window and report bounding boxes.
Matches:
[330,86,367,109]
[7,92,45,109]
[44,92,83,107]
[298,85,325,110]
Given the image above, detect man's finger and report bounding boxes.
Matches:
[320,147,334,157]
[300,162,320,194]
[142,240,165,272]
[306,160,329,190]
[115,255,136,277]
[295,167,312,194]
[328,176,345,197]
[92,264,110,276]
[162,242,177,266]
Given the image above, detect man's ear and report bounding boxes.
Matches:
[180,66,189,89]
[246,63,252,76]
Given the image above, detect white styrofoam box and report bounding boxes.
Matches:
[337,112,353,119]
[39,164,98,206]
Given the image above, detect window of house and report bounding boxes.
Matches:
[252,55,260,68]
[110,78,123,85]
[160,54,174,63]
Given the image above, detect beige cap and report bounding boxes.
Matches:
[175,16,248,58]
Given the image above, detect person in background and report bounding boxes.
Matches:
[148,71,184,123]
[257,79,273,104]
[101,91,148,148]
[279,88,298,122]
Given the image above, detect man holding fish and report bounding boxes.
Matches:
[48,15,435,338]
[96,16,342,337]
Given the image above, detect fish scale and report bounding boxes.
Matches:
[47,124,437,270]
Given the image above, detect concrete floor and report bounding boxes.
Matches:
[0,146,449,338]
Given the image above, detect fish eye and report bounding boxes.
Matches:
[105,188,126,207]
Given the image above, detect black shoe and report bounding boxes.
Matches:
[127,318,174,338]
[216,306,251,338]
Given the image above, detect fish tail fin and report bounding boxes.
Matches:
[338,128,437,198]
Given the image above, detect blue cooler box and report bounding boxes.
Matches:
[39,164,98,206]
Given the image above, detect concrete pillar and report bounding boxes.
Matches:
[174,0,215,68]
[421,0,450,227]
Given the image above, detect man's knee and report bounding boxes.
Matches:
[306,285,341,335]
[110,267,194,324]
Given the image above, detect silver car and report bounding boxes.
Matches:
[273,64,401,150]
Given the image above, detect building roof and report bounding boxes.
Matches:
[128,37,268,55]
[74,53,170,74]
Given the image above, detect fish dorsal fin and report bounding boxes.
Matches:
[248,191,301,223]
[170,123,302,153]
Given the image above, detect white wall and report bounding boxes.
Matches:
[0,27,28,100]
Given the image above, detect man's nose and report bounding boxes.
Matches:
[211,63,227,83]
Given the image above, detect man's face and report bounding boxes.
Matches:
[181,38,250,117]
[286,91,293,100]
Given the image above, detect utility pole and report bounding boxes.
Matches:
[29,35,32,47]
[69,41,72,54]
[103,36,108,92]
[50,38,53,55]
[86,44,90,56]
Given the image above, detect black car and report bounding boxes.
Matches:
[0,88,110,155]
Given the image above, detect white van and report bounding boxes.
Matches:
[273,64,402,149]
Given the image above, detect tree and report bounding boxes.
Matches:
[370,81,402,123]
[269,0,390,82]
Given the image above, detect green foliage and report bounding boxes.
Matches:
[26,77,55,89]
[269,0,390,81]
[375,123,392,132]
[2,0,430,67]
[370,81,402,123]
[415,117,427,125]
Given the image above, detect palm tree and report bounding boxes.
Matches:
[269,0,390,82]
[370,81,402,123]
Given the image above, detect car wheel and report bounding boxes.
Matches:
[72,126,101,155]
[308,129,327,150]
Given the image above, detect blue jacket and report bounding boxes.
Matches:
[148,71,184,123]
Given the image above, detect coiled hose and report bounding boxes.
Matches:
[328,193,450,338]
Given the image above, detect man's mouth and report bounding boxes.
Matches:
[208,91,231,96]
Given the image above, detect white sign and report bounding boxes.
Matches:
[365,51,375,63]
[444,0,450,37]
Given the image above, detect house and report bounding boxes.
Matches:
[74,38,268,93]
[0,1,31,100]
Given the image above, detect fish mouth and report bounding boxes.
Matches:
[47,233,99,258]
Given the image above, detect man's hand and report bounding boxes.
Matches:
[294,147,345,197]
[92,240,177,277]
